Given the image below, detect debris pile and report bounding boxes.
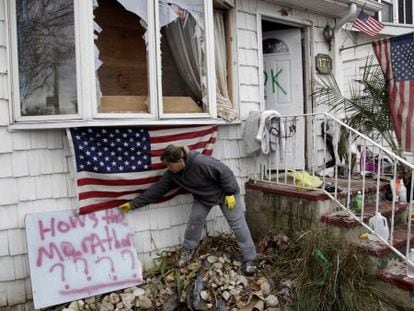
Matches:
[46,230,403,311]
[48,234,290,311]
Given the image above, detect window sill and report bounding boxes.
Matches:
[7,118,241,131]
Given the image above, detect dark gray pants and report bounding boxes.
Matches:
[182,194,257,262]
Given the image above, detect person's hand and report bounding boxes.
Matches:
[224,195,236,209]
[118,202,132,214]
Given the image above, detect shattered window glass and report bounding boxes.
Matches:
[16,0,78,116]
[94,0,150,113]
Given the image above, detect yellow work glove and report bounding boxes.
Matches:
[118,202,132,214]
[224,195,236,209]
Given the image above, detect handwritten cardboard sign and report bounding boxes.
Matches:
[25,208,143,309]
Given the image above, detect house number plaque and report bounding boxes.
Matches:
[316,54,332,74]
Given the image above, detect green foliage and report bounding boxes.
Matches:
[288,229,400,311]
[313,56,401,156]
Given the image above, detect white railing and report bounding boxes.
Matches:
[250,112,414,267]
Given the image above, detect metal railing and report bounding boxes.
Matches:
[250,111,414,266]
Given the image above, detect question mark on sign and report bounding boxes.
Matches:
[96,256,117,280]
[122,249,137,278]
[74,257,91,281]
[49,263,69,290]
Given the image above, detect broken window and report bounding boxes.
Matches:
[94,0,151,114]
[11,0,230,124]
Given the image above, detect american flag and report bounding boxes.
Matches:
[353,10,384,37]
[372,33,414,152]
[67,125,218,214]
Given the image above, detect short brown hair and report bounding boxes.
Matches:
[160,145,188,163]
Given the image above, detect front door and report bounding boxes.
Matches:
[263,28,304,169]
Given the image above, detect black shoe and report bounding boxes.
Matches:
[241,259,258,275]
[177,247,195,268]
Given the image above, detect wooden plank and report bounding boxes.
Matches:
[100,96,203,113]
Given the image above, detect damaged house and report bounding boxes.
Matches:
[0,0,413,309]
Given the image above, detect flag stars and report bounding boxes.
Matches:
[71,127,152,173]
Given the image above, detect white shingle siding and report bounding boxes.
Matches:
[6,279,27,305]
[0,153,12,177]
[0,0,352,306]
[17,177,36,201]
[239,66,259,85]
[0,47,6,74]
[0,256,15,281]
[239,49,259,67]
[8,229,27,256]
[12,151,30,177]
[13,255,28,279]
[0,99,9,125]
[12,132,31,151]
[0,20,5,47]
[238,30,258,49]
[237,12,256,31]
[0,282,6,307]
[0,0,5,21]
[0,178,18,205]
[0,230,9,256]
[237,0,257,14]
[0,127,12,153]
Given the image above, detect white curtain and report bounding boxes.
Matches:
[164,15,203,105]
[214,12,237,121]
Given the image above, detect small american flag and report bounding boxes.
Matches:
[67,125,218,214]
[373,33,414,152]
[353,10,384,37]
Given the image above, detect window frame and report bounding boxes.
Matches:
[8,0,220,127]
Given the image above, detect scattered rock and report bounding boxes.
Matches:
[138,296,153,309]
[99,302,114,311]
[265,294,279,307]
[200,290,210,301]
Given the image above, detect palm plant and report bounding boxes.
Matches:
[312,56,401,157]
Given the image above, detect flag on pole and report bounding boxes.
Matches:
[353,10,384,37]
[372,33,414,152]
[67,125,218,214]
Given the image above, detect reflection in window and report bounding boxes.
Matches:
[17,0,77,116]
[94,0,150,113]
[160,0,207,114]
[263,38,289,54]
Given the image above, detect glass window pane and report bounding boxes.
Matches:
[406,0,413,24]
[382,2,393,22]
[17,0,77,116]
[94,0,150,114]
[159,0,208,114]
[399,0,405,23]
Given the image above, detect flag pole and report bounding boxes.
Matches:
[340,32,414,51]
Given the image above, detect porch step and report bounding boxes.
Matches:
[377,260,414,291]
[353,223,414,257]
[320,201,409,229]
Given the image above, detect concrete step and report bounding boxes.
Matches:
[353,223,414,257]
[377,260,414,291]
[320,201,409,229]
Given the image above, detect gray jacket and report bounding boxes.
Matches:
[130,151,239,208]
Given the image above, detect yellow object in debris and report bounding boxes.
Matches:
[287,170,323,190]
[359,232,369,240]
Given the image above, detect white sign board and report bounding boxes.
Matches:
[26,208,143,309]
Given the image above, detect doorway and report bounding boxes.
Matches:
[261,19,305,170]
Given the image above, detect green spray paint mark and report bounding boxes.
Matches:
[264,68,287,95]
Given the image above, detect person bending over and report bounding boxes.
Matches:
[119,145,258,274]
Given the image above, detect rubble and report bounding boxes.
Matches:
[45,234,288,311]
[44,230,401,310]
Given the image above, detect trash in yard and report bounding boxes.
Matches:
[45,230,403,311]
